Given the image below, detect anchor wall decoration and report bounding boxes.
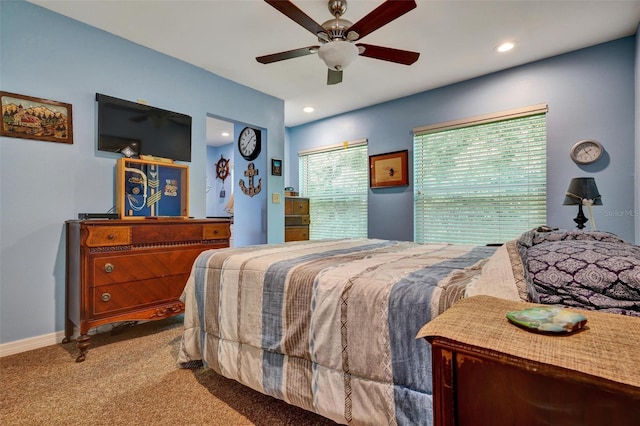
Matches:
[239,162,261,197]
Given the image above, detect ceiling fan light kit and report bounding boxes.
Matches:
[318,40,359,71]
[259,0,419,85]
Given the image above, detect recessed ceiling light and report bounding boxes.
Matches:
[496,42,515,53]
[303,106,315,113]
[221,132,230,137]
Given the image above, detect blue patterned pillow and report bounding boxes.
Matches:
[518,228,625,248]
[524,239,640,317]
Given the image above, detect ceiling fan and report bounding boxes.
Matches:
[257,0,420,85]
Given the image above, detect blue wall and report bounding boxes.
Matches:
[206,143,234,218]
[287,37,637,244]
[233,124,269,247]
[0,1,637,347]
[0,1,284,344]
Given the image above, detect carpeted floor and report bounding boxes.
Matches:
[0,317,337,425]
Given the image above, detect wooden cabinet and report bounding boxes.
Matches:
[417,296,640,426]
[64,218,230,362]
[285,197,310,241]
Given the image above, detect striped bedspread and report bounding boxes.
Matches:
[177,239,520,425]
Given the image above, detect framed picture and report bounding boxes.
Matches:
[369,150,409,188]
[271,158,282,176]
[116,158,189,218]
[0,91,73,144]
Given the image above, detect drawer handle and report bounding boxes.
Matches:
[108,234,115,240]
[104,263,114,273]
[101,292,112,302]
[213,229,219,234]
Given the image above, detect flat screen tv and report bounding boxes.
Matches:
[96,93,192,162]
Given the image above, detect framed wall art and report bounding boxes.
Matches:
[0,91,73,144]
[271,158,282,176]
[116,158,189,218]
[369,150,409,188]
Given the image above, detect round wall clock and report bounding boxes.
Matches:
[238,127,261,161]
[570,139,603,165]
[215,155,230,181]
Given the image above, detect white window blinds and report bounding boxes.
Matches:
[413,106,547,245]
[299,140,368,239]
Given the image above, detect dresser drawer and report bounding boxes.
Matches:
[91,248,204,286]
[91,275,187,316]
[131,224,203,245]
[203,222,231,240]
[285,198,309,215]
[285,226,309,241]
[285,215,310,226]
[85,226,131,247]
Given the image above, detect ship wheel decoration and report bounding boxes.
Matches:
[216,155,230,182]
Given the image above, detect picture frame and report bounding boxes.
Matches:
[271,158,282,176]
[369,150,409,188]
[0,91,73,144]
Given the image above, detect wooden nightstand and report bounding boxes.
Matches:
[417,296,640,426]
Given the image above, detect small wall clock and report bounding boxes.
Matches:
[570,139,603,165]
[238,127,261,161]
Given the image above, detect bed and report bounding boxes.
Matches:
[177,229,640,425]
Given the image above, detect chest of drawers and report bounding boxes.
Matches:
[64,218,230,361]
[284,197,310,241]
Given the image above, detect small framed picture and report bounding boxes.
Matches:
[271,158,282,176]
[369,150,409,188]
[0,91,73,144]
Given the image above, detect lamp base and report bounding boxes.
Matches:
[573,203,588,230]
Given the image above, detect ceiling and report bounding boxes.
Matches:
[30,0,640,135]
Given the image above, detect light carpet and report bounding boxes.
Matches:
[0,317,337,425]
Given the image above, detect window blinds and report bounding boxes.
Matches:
[299,140,368,239]
[413,108,547,245]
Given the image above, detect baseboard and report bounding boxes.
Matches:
[0,320,162,357]
[0,322,141,357]
[0,330,68,358]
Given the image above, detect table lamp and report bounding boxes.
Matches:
[563,177,602,229]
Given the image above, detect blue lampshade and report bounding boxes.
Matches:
[563,177,602,206]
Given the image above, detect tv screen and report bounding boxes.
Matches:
[96,93,192,162]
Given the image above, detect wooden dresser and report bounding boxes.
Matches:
[64,218,231,362]
[284,196,310,241]
[417,296,640,426]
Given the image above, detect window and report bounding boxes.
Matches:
[413,105,547,245]
[299,139,368,239]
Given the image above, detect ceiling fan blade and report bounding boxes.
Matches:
[327,68,343,85]
[265,0,326,36]
[348,0,417,40]
[357,43,419,65]
[256,46,319,64]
